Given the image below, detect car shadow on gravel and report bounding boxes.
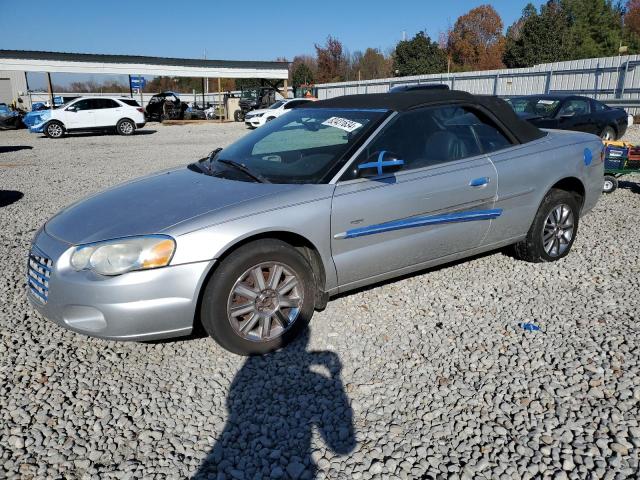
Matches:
[0,190,24,207]
[0,145,33,153]
[193,330,356,479]
[332,249,499,301]
[619,180,640,194]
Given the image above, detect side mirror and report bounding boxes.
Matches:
[358,151,404,177]
[66,106,78,112]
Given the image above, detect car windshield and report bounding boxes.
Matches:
[507,97,560,118]
[205,108,387,184]
[268,100,286,109]
[241,90,258,100]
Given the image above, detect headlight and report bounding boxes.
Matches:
[254,113,264,117]
[70,235,175,276]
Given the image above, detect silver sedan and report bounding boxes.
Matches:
[28,90,604,355]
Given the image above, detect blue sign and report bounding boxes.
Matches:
[130,76,146,89]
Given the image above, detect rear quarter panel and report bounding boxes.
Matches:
[485,130,603,245]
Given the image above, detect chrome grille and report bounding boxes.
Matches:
[27,251,53,303]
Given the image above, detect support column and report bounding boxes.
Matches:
[47,72,54,107]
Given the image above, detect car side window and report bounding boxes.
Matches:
[344,105,511,180]
[559,99,590,116]
[592,100,609,112]
[70,99,93,111]
[96,99,119,109]
[285,100,308,110]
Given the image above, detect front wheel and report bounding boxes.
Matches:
[44,121,65,139]
[513,189,580,263]
[234,110,244,122]
[200,239,316,355]
[116,119,135,136]
[603,175,618,194]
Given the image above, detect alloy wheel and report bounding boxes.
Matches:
[227,262,303,342]
[542,204,574,257]
[120,121,134,134]
[48,123,62,137]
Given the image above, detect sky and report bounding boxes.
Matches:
[0,0,544,89]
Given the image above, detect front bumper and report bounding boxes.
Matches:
[245,116,262,127]
[27,229,213,341]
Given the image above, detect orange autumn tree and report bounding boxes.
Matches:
[448,4,506,70]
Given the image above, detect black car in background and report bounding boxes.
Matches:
[507,94,629,140]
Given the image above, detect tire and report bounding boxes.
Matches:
[44,121,65,139]
[234,110,243,122]
[200,239,316,355]
[513,188,580,263]
[600,126,616,141]
[266,116,275,122]
[603,175,618,194]
[116,119,135,136]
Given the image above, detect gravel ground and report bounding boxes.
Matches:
[1,123,639,479]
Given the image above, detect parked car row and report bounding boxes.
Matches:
[28,89,604,355]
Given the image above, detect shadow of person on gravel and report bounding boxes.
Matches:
[193,330,355,480]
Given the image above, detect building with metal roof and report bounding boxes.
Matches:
[0,50,289,106]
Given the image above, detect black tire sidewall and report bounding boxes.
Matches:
[117,119,135,136]
[200,240,315,355]
[530,189,580,262]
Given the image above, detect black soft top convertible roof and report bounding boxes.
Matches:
[306,90,546,144]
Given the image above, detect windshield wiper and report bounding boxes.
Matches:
[217,158,270,183]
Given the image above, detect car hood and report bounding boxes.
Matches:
[247,108,270,116]
[45,168,295,245]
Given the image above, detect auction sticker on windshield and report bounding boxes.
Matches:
[322,117,363,133]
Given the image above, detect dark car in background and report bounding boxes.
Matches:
[145,91,188,122]
[507,95,629,140]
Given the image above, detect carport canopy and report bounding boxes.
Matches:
[0,49,289,79]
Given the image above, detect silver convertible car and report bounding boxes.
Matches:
[28,90,604,355]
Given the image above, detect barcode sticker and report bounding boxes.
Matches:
[322,117,363,132]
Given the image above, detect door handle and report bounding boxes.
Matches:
[469,177,490,187]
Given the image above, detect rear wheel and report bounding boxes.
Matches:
[600,126,616,141]
[513,189,580,263]
[603,175,618,194]
[44,121,64,139]
[116,119,135,136]
[200,239,316,355]
[234,110,243,122]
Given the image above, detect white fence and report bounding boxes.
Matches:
[315,54,640,113]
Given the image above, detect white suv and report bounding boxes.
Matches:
[33,97,146,138]
[244,98,315,128]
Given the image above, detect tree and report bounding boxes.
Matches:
[626,0,640,35]
[356,48,392,80]
[561,0,624,59]
[503,2,574,68]
[448,4,506,70]
[291,62,314,87]
[315,36,346,83]
[393,31,447,76]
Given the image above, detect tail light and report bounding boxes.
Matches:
[137,108,144,113]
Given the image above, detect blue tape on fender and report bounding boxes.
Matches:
[584,148,593,166]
